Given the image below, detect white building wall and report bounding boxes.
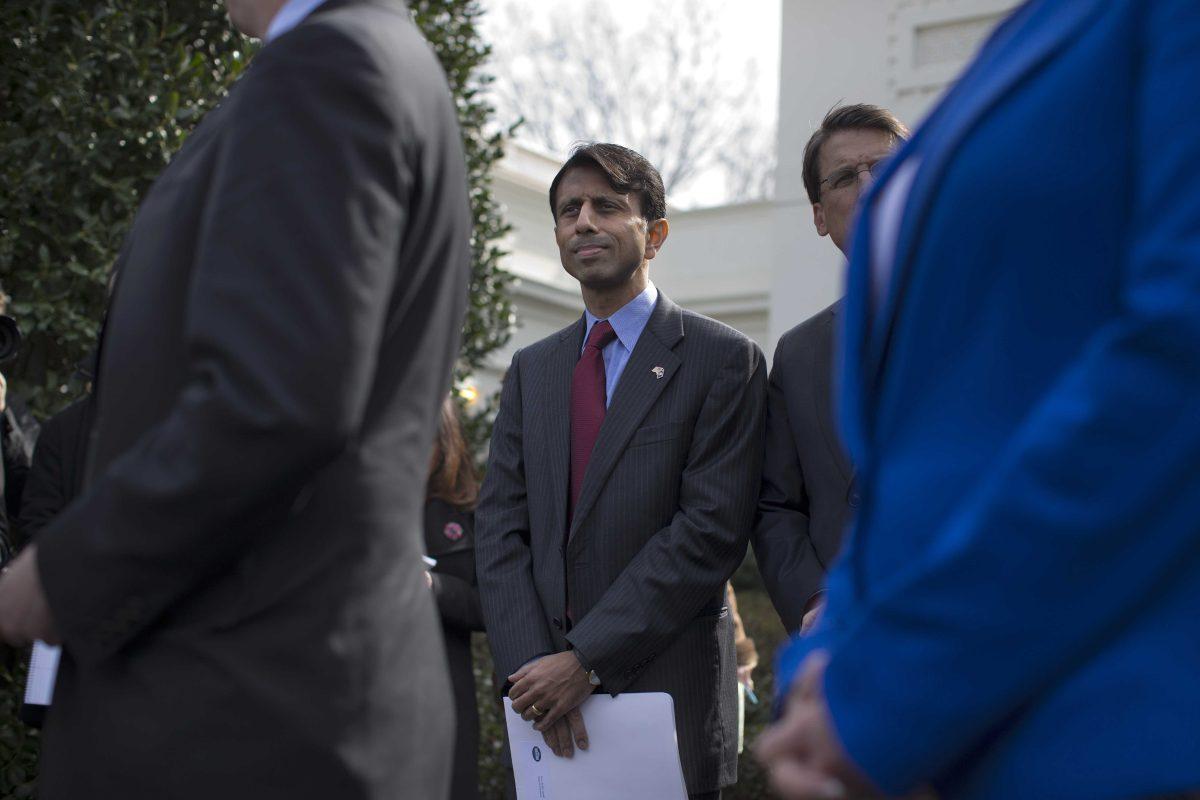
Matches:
[651,201,773,348]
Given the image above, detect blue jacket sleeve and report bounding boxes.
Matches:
[816,2,1200,792]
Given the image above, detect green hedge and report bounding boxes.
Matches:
[0,1,253,416]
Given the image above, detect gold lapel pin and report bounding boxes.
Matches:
[652,366,665,379]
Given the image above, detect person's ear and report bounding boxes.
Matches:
[813,203,829,238]
[643,218,670,260]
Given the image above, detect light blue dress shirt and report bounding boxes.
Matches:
[264,0,329,42]
[582,281,658,407]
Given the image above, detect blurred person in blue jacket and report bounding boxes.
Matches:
[757,2,1200,799]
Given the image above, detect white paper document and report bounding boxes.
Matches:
[504,692,688,800]
[23,640,61,707]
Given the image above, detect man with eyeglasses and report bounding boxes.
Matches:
[752,104,908,635]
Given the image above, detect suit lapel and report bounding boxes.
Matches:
[866,0,1104,379]
[568,295,684,545]
[540,318,584,542]
[816,305,853,483]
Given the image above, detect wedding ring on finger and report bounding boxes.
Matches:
[529,703,546,717]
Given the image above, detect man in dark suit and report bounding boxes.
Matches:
[476,143,766,799]
[753,105,907,634]
[0,1,470,798]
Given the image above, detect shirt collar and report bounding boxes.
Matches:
[265,0,329,42]
[584,281,658,352]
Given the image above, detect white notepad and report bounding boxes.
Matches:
[504,692,688,800]
[23,640,61,707]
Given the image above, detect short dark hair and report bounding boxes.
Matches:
[802,104,910,204]
[548,142,667,223]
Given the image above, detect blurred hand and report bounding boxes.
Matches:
[424,570,433,589]
[801,598,826,634]
[508,651,592,757]
[737,664,755,692]
[755,651,882,800]
[0,370,7,413]
[0,545,59,647]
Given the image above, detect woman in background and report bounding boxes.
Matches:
[424,396,484,800]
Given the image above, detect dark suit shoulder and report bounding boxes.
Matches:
[520,320,581,361]
[775,300,839,361]
[680,308,756,346]
[280,0,416,52]
[26,397,90,470]
[42,397,92,440]
[257,8,386,71]
[679,309,764,378]
[255,2,444,115]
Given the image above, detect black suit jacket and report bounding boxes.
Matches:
[34,3,470,798]
[476,293,766,793]
[0,405,33,561]
[17,395,94,544]
[753,301,855,633]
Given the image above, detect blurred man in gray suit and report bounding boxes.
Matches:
[0,1,469,797]
[753,105,907,634]
[476,143,766,799]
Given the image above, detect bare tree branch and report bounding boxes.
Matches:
[487,0,776,204]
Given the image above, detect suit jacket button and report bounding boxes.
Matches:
[552,617,562,629]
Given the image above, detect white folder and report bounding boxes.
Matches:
[24,640,61,707]
[504,692,688,800]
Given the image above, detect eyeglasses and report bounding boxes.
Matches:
[819,160,887,195]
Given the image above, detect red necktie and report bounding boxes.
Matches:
[570,320,617,516]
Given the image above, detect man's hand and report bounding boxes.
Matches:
[801,597,826,635]
[529,708,588,759]
[737,664,755,692]
[508,651,593,757]
[754,651,882,800]
[0,545,59,647]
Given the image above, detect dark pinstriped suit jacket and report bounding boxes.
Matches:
[753,301,855,632]
[477,292,766,793]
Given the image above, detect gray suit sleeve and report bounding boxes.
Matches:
[38,24,414,666]
[565,340,767,694]
[752,340,827,633]
[475,351,556,679]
